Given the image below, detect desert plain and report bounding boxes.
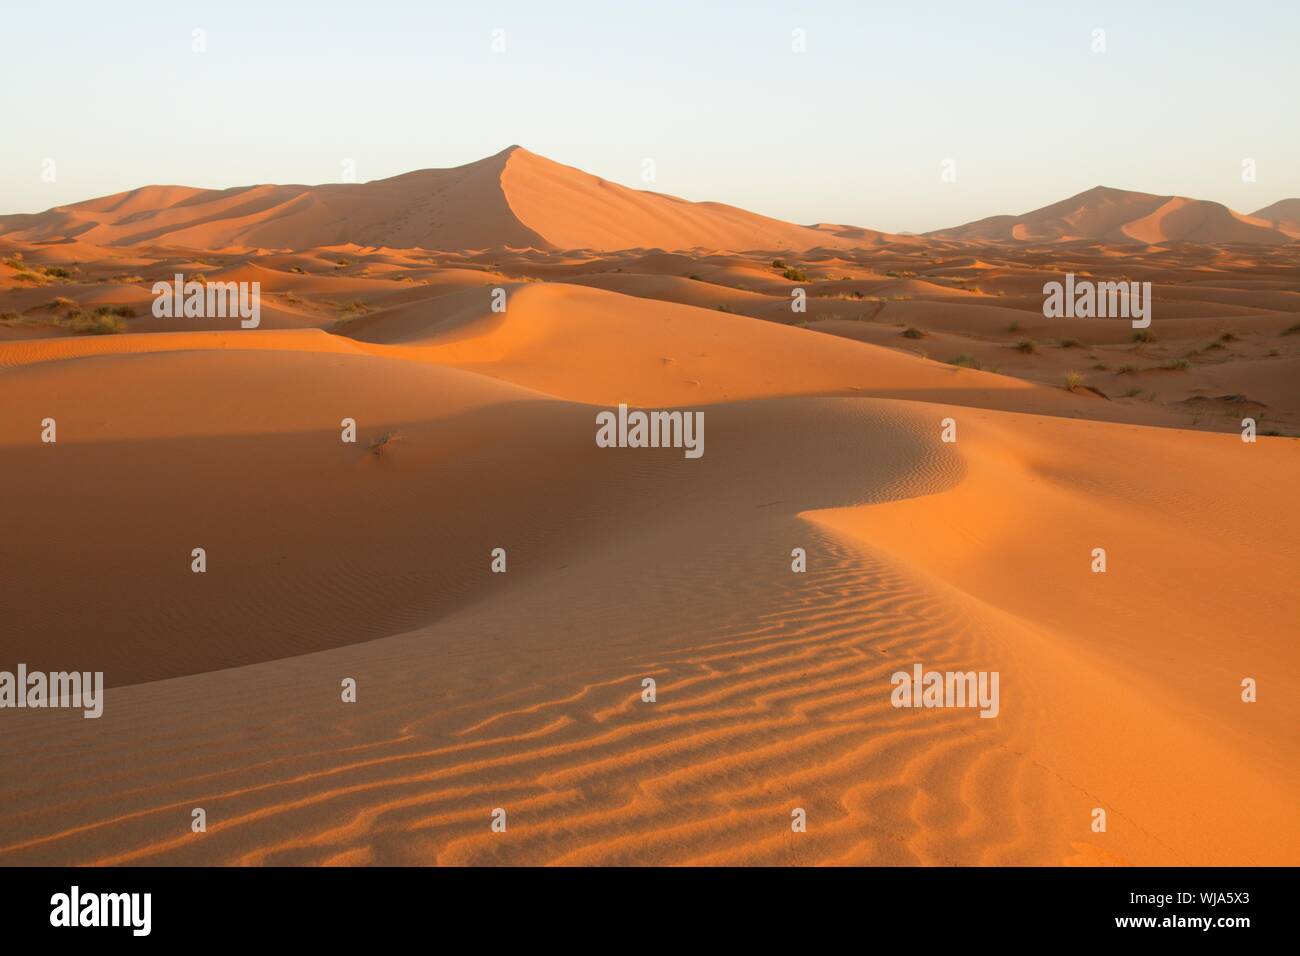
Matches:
[0,147,1296,865]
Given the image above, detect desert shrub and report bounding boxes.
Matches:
[1014,339,1037,353]
[1064,370,1084,390]
[782,267,809,282]
[901,326,925,339]
[948,354,983,369]
[69,312,123,334]
[369,431,403,456]
[1131,328,1156,343]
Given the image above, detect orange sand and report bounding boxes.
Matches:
[0,153,1297,866]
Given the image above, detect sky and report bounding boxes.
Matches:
[2,0,1296,233]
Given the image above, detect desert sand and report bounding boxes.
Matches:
[0,150,1296,866]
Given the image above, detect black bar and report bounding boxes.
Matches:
[0,866,1289,943]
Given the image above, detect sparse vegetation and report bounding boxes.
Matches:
[93,305,134,318]
[330,298,372,330]
[68,311,124,334]
[1131,328,1157,343]
[1115,364,1138,375]
[1055,337,1081,349]
[1064,370,1084,391]
[1007,320,1020,333]
[782,266,809,282]
[1014,339,1037,354]
[369,431,404,456]
[1163,358,1191,371]
[901,326,925,339]
[948,354,983,369]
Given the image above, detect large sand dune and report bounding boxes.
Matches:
[0,148,876,254]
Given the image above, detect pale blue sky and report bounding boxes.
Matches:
[2,0,1296,232]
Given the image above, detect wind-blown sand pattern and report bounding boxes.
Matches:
[1,150,1297,867]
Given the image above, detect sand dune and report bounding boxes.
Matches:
[1251,198,1300,237]
[2,256,1297,866]
[930,186,1295,245]
[0,148,883,254]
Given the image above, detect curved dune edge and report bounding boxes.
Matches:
[804,407,1299,865]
